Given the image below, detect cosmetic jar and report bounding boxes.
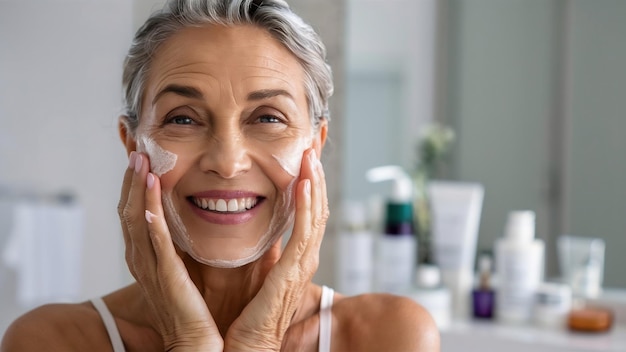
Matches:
[533,282,572,329]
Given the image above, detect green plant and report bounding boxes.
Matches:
[413,123,455,264]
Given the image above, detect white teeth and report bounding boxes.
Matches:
[216,199,227,212]
[193,196,258,213]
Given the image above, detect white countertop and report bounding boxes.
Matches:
[441,320,626,352]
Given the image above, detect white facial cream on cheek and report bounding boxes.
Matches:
[272,132,313,177]
[140,136,177,177]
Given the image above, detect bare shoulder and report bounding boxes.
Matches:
[332,293,440,352]
[1,301,110,352]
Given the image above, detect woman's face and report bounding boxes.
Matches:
[127,24,326,267]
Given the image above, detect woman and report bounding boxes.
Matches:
[2,0,439,350]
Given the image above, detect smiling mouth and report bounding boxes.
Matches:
[189,196,263,214]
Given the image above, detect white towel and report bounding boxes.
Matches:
[2,198,84,308]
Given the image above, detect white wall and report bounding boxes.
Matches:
[0,0,133,332]
[565,0,626,288]
[344,0,437,203]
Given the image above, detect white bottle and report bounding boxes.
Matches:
[495,210,545,324]
[336,201,374,296]
[366,166,417,295]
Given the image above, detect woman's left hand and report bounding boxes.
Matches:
[224,148,328,351]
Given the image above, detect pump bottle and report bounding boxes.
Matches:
[366,166,417,295]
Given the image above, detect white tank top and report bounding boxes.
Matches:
[91,286,335,352]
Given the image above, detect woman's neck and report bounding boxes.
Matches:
[181,241,283,336]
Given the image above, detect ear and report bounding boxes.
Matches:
[312,119,328,157]
[118,116,137,156]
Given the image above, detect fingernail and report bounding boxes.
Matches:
[305,179,311,195]
[134,153,143,173]
[145,210,156,224]
[128,152,136,170]
[147,173,155,189]
[310,149,317,161]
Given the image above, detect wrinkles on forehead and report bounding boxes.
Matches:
[140,24,308,119]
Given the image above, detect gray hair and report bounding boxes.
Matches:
[122,0,333,134]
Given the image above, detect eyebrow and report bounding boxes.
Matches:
[153,84,204,104]
[152,85,294,104]
[247,89,294,101]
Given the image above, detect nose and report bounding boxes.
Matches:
[199,129,252,179]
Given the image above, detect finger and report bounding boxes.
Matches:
[144,172,182,269]
[310,152,328,250]
[118,151,138,246]
[300,149,327,263]
[119,152,148,227]
[123,153,157,270]
[279,150,317,275]
[309,150,322,227]
[279,172,313,273]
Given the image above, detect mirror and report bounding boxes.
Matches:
[344,0,626,289]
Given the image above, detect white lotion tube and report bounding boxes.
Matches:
[428,181,484,319]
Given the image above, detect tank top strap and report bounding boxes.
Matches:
[318,285,335,352]
[91,297,126,352]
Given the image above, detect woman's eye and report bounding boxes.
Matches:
[258,114,282,123]
[168,116,194,125]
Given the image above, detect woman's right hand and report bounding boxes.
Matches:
[118,152,223,351]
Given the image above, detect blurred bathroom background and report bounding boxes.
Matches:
[1,0,625,345]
